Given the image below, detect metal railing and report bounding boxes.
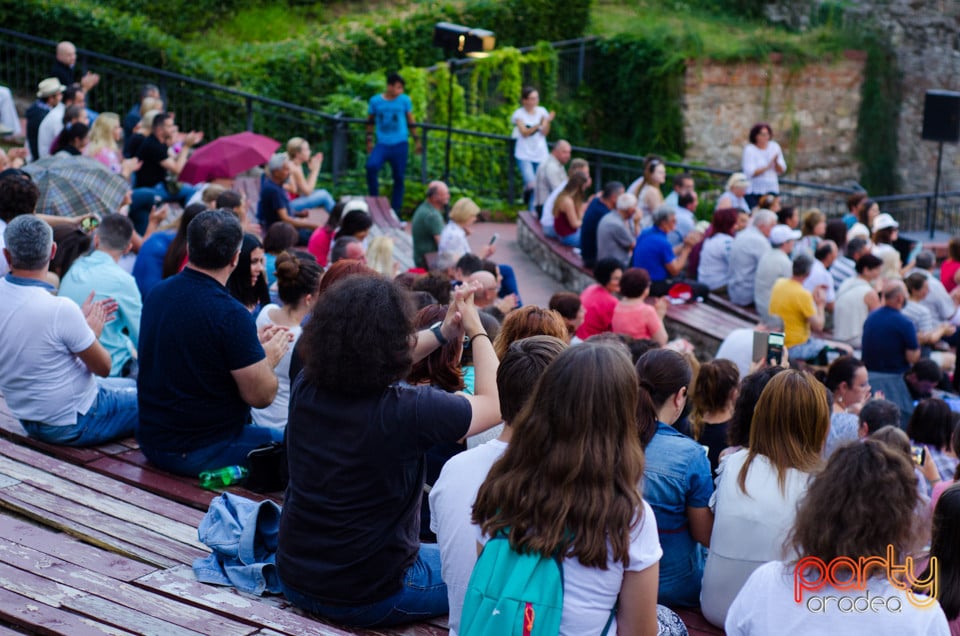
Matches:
[2,26,956,230]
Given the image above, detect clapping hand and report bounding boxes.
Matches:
[81,291,118,338]
[258,324,291,368]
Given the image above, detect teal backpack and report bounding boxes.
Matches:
[460,532,615,636]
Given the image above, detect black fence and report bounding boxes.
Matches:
[2,26,957,229]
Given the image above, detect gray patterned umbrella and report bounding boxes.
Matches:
[22,155,129,218]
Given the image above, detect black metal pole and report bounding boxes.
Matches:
[930,141,944,239]
[444,59,454,183]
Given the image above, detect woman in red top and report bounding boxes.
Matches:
[576,258,623,340]
[553,171,590,247]
[941,237,960,294]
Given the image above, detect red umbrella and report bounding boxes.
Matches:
[180,131,281,184]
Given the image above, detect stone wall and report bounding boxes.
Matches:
[682,55,865,189]
[843,0,960,193]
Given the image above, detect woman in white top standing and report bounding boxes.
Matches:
[251,251,321,430]
[700,370,829,628]
[511,86,554,209]
[741,122,786,209]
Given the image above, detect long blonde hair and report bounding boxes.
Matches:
[366,235,395,277]
[85,112,121,158]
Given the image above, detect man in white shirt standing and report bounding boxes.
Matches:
[0,215,137,446]
[430,336,566,636]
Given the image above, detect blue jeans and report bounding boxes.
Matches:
[787,338,829,362]
[291,189,336,213]
[366,141,408,214]
[281,544,447,628]
[21,377,137,447]
[516,159,539,208]
[150,181,199,206]
[497,263,522,306]
[140,424,284,477]
[557,228,581,247]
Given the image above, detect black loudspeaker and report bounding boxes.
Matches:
[922,90,960,142]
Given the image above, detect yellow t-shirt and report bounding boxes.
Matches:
[768,278,815,348]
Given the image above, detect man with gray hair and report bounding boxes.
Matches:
[913,249,959,324]
[59,214,142,378]
[533,140,571,212]
[631,204,706,297]
[138,209,290,476]
[0,215,136,446]
[727,209,777,306]
[596,192,640,267]
[258,152,318,245]
[330,236,366,264]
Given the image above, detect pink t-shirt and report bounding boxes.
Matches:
[941,260,960,294]
[307,226,335,267]
[611,301,663,339]
[577,284,618,340]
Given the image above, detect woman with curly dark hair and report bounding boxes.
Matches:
[277,277,501,628]
[690,358,739,474]
[226,233,270,314]
[472,343,662,635]
[726,439,950,634]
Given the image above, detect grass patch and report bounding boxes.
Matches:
[589,0,850,63]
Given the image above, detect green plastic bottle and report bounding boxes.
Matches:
[198,465,249,489]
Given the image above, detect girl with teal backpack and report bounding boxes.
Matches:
[462,343,665,636]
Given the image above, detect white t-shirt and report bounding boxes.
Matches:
[701,449,812,628]
[429,438,509,636]
[0,219,8,277]
[437,221,471,270]
[715,328,755,379]
[510,106,550,163]
[475,499,661,636]
[742,140,786,195]
[726,561,950,636]
[540,178,568,229]
[698,233,734,290]
[803,258,837,302]
[0,278,97,425]
[37,103,66,160]
[250,304,302,430]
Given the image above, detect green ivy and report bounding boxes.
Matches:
[855,34,902,195]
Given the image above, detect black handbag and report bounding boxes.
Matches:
[245,441,288,493]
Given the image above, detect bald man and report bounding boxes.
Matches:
[533,140,571,212]
[411,180,451,269]
[52,42,99,94]
[861,280,920,427]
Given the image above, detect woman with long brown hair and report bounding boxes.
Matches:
[726,440,950,634]
[552,171,590,247]
[701,370,829,628]
[472,343,661,635]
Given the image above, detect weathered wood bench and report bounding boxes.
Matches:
[0,426,449,635]
[0,395,280,511]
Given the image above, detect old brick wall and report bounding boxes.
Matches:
[683,55,865,189]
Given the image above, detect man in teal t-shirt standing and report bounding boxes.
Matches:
[366,72,421,215]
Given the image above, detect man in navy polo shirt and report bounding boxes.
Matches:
[137,209,290,476]
[632,204,707,298]
[861,280,920,427]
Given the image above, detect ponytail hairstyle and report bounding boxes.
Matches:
[634,348,691,447]
[690,359,739,441]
